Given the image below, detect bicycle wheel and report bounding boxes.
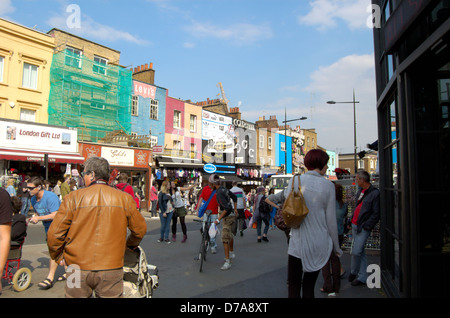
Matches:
[199,230,209,272]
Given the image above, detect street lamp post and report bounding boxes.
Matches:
[327,89,360,174]
[282,107,307,174]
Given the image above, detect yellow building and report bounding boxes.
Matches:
[0,18,55,123]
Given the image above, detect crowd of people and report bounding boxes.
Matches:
[0,148,380,298]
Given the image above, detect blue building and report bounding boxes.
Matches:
[130,79,167,148]
[275,132,293,174]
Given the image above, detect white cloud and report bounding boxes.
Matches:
[185,21,273,45]
[303,53,378,152]
[299,0,372,30]
[47,12,149,45]
[0,0,15,17]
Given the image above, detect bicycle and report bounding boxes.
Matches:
[193,210,213,272]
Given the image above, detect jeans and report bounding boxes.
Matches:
[159,212,173,240]
[203,213,218,249]
[257,218,269,237]
[20,197,30,216]
[350,224,371,283]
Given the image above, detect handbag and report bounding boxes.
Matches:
[198,190,216,217]
[281,174,309,229]
[274,208,290,232]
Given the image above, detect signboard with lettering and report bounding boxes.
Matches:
[133,80,156,100]
[101,146,135,166]
[0,118,78,153]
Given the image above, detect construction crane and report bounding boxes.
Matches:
[217,82,229,105]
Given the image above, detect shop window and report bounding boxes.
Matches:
[22,62,38,90]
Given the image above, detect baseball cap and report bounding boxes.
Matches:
[208,174,221,185]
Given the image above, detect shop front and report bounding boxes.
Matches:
[0,118,84,186]
[79,142,152,211]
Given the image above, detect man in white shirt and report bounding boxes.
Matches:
[230,181,247,236]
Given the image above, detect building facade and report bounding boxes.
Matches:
[0,18,55,124]
[47,28,133,142]
[372,0,449,297]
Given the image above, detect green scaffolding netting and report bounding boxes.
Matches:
[48,50,132,142]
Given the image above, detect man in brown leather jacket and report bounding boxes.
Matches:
[47,157,147,298]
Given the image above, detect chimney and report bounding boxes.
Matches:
[132,62,156,85]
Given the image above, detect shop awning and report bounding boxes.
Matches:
[156,156,204,168]
[0,148,85,164]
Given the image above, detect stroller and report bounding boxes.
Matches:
[123,246,159,298]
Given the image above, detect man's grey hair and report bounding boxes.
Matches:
[83,157,110,181]
[356,170,370,183]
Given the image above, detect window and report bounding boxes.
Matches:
[150,136,158,147]
[22,63,38,90]
[268,136,272,150]
[93,55,108,75]
[312,138,315,148]
[0,56,4,82]
[259,135,264,148]
[190,143,197,159]
[358,160,365,169]
[173,140,181,150]
[131,95,138,116]
[190,114,197,132]
[20,108,36,122]
[173,110,181,129]
[150,100,158,120]
[65,47,82,68]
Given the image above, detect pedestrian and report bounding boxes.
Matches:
[320,183,348,296]
[17,176,31,216]
[195,178,220,254]
[157,180,174,243]
[348,170,380,287]
[150,182,158,218]
[265,186,290,243]
[5,178,16,196]
[210,174,238,271]
[253,187,270,242]
[46,157,147,298]
[0,188,12,296]
[52,180,62,201]
[60,174,71,201]
[170,181,197,243]
[27,177,62,290]
[230,181,247,236]
[287,149,343,298]
[116,173,140,209]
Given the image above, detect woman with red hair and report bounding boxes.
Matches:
[286,149,343,298]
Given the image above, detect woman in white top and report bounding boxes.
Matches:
[170,181,197,243]
[286,149,343,298]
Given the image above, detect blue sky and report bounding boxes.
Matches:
[1,0,378,154]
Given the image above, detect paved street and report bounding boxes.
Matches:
[1,213,385,299]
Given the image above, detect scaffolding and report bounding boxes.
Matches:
[48,50,132,142]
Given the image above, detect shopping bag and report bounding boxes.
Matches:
[282,174,309,229]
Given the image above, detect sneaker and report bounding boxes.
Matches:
[262,236,269,242]
[165,239,171,244]
[157,238,163,243]
[221,261,231,271]
[211,247,217,254]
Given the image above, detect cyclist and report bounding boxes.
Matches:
[195,178,219,253]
